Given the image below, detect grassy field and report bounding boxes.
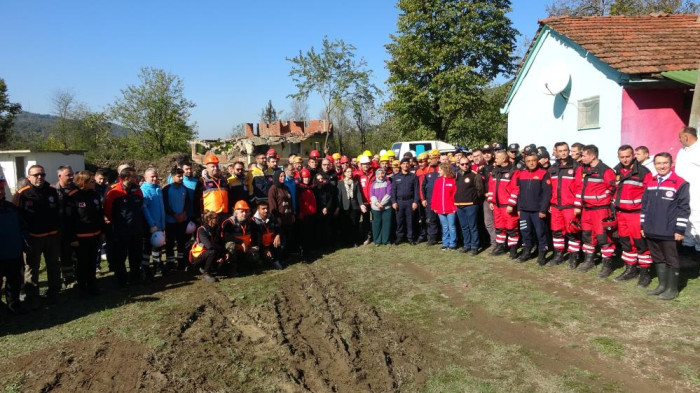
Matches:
[1,245,699,392]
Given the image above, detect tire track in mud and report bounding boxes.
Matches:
[144,267,423,392]
[397,260,675,393]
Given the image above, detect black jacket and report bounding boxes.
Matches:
[455,170,484,205]
[337,179,365,211]
[390,172,420,204]
[17,182,60,237]
[71,189,104,240]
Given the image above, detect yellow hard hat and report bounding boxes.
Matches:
[332,153,341,160]
[380,154,389,162]
[386,150,395,157]
[363,150,372,157]
[417,152,428,161]
[429,149,440,158]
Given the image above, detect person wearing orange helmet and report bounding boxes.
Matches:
[221,199,254,275]
[194,154,231,219]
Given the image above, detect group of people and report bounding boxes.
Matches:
[0,126,698,316]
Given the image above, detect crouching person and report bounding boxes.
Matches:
[252,201,284,270]
[221,200,256,274]
[190,211,226,283]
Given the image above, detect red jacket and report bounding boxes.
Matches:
[431,176,457,214]
[297,183,317,219]
[353,168,375,205]
[573,161,616,209]
[614,161,652,212]
[488,164,518,207]
[549,156,578,208]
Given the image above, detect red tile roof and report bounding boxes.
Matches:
[539,14,700,74]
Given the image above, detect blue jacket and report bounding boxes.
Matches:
[162,183,190,224]
[141,182,166,230]
[284,175,297,214]
[0,200,25,259]
[169,174,198,218]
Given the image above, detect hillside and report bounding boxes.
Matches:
[11,111,129,138]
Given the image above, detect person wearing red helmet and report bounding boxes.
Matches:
[307,150,320,179]
[296,168,317,258]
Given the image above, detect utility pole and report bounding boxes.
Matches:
[689,61,700,129]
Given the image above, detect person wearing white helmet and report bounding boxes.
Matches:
[163,167,192,271]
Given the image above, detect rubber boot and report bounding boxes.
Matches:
[491,244,506,256]
[509,246,519,260]
[537,250,547,266]
[577,253,595,273]
[518,247,531,262]
[614,264,639,282]
[597,258,614,278]
[647,264,669,295]
[658,268,680,300]
[547,250,563,266]
[636,266,651,287]
[568,252,579,269]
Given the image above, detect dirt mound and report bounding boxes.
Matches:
[10,336,151,392]
[145,269,423,392]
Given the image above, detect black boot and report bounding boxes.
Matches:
[613,264,639,282]
[518,247,531,262]
[658,268,680,300]
[647,264,669,295]
[637,266,651,287]
[597,258,614,278]
[568,252,579,269]
[537,250,547,266]
[577,253,595,273]
[491,244,506,256]
[547,250,563,266]
[509,246,519,260]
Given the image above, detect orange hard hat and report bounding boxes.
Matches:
[234,200,250,210]
[204,155,219,165]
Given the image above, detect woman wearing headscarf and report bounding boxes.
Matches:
[268,169,294,260]
[370,168,394,245]
[336,166,367,247]
[432,163,458,250]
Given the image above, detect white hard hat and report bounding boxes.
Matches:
[150,231,166,248]
[379,149,387,156]
[185,221,197,235]
[359,155,371,164]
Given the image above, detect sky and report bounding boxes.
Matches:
[3,0,549,140]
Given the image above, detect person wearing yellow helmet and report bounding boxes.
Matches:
[379,154,391,175]
[363,150,372,157]
[422,149,442,245]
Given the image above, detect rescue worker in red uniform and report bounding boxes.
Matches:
[514,148,552,265]
[573,145,617,273]
[488,150,520,258]
[612,145,653,284]
[548,142,581,268]
[641,152,690,300]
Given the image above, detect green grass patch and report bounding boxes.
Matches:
[590,337,624,359]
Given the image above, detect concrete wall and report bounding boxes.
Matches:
[621,87,690,157]
[0,151,84,194]
[507,29,625,165]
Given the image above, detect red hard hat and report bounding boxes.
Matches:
[266,148,277,158]
[300,168,311,178]
[340,156,349,164]
[567,218,582,234]
[309,150,320,159]
[326,155,334,163]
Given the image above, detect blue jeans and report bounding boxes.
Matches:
[438,213,457,248]
[456,205,480,250]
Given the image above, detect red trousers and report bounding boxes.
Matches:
[617,211,650,267]
[493,206,519,247]
[581,208,615,258]
[550,206,580,253]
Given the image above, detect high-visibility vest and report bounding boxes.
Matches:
[234,223,252,251]
[202,177,229,214]
[189,228,206,263]
[260,223,275,247]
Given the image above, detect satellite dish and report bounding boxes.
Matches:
[539,63,570,96]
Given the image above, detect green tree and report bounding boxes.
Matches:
[448,82,511,147]
[109,67,197,157]
[546,0,698,16]
[287,36,380,151]
[260,100,279,123]
[0,78,22,146]
[385,0,518,142]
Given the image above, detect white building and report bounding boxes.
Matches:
[0,150,85,195]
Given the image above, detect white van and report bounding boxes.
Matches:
[391,140,456,159]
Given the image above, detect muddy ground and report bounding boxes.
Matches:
[1,246,699,392]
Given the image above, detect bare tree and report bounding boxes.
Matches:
[289,97,309,122]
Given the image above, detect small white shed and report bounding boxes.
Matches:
[0,150,86,195]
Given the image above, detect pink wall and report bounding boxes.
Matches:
[621,88,691,157]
